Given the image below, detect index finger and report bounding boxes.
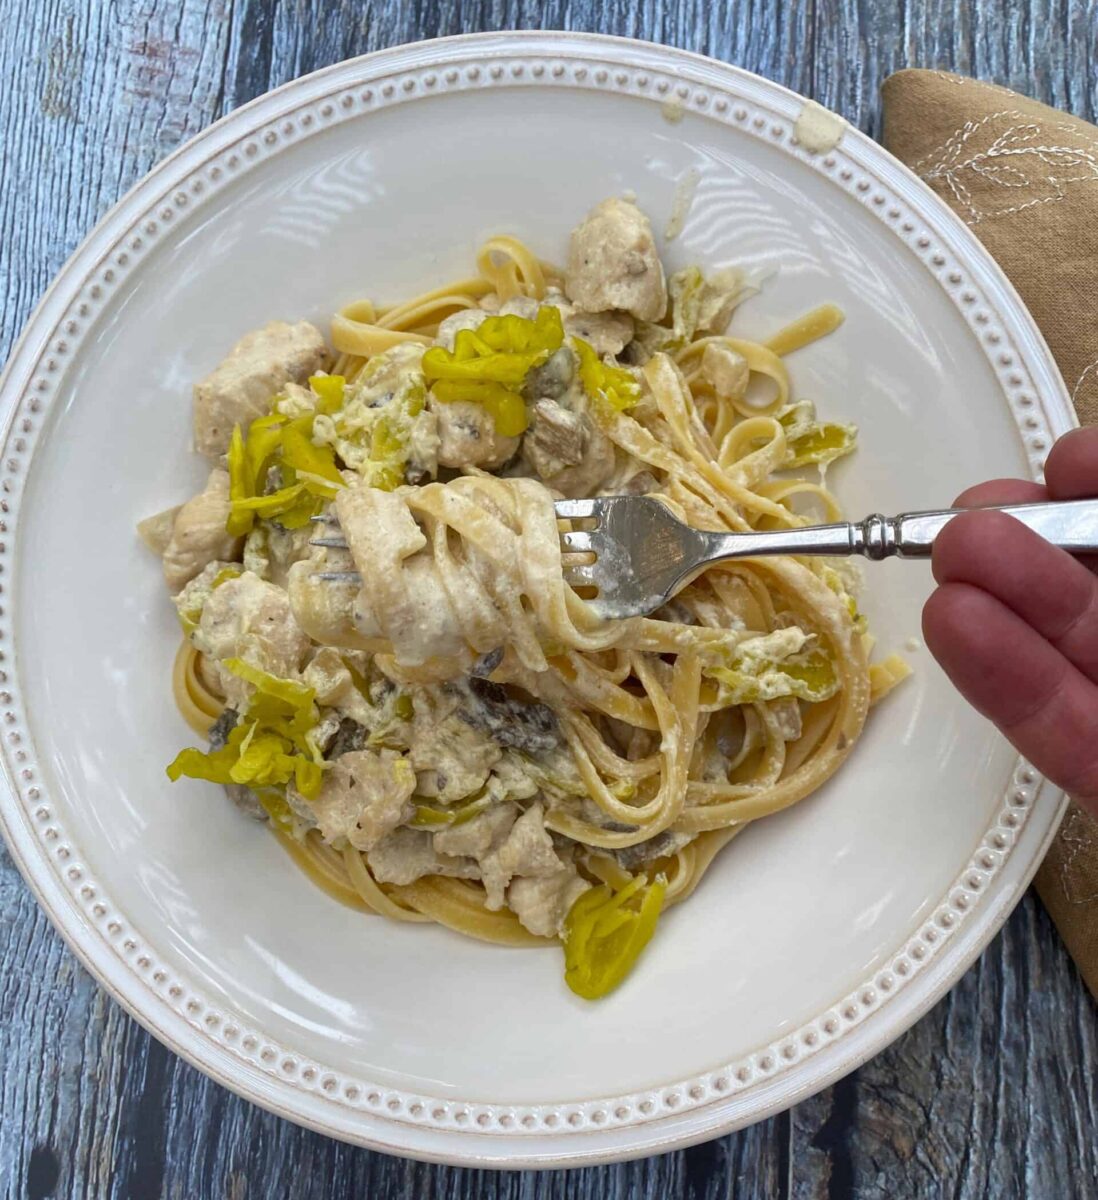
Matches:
[923,582,1098,809]
[932,510,1098,683]
[1044,427,1098,500]
[952,478,1047,508]
[950,466,1098,576]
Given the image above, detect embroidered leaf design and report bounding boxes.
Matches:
[969,159,1030,188]
[991,122,1042,151]
[1030,147,1098,177]
[917,111,1098,223]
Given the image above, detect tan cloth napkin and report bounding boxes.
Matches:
[881,69,1098,996]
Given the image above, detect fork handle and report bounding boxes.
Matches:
[707,499,1098,562]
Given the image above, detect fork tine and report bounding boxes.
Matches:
[553,498,600,520]
[314,570,361,583]
[562,564,600,589]
[559,530,595,553]
[310,512,340,524]
[310,536,349,548]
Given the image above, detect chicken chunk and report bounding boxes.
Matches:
[302,647,355,706]
[565,199,668,322]
[701,342,750,400]
[172,558,239,628]
[196,571,311,699]
[523,400,587,478]
[609,468,660,496]
[478,801,565,909]
[137,506,181,556]
[309,749,416,851]
[523,346,575,402]
[508,869,591,938]
[193,320,328,457]
[434,308,489,352]
[523,400,616,496]
[553,433,617,496]
[494,803,562,877]
[409,713,501,802]
[161,470,243,591]
[563,309,634,356]
[434,802,518,859]
[240,520,315,589]
[497,296,540,321]
[367,827,480,886]
[266,524,316,589]
[434,800,583,918]
[430,398,520,470]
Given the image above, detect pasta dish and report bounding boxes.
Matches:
[141,198,907,998]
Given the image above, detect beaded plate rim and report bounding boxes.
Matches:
[0,32,1071,1166]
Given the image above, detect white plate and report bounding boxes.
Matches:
[0,32,1072,1166]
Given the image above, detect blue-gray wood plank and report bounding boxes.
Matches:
[2,1,1097,1196]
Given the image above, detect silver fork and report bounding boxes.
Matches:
[311,497,1098,620]
[555,496,1098,619]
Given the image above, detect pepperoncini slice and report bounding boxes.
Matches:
[245,413,289,484]
[429,380,529,436]
[274,490,326,530]
[353,378,427,492]
[309,374,346,415]
[257,791,295,834]
[279,424,343,494]
[784,423,856,469]
[210,566,242,590]
[410,793,492,829]
[422,306,563,434]
[230,483,308,519]
[706,647,838,706]
[562,873,666,999]
[222,658,315,709]
[463,305,564,357]
[226,390,348,534]
[167,661,325,801]
[226,425,253,537]
[573,337,641,413]
[166,744,237,784]
[424,350,537,387]
[777,407,856,470]
[366,416,409,491]
[228,412,290,535]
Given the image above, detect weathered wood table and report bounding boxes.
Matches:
[2,2,1097,1196]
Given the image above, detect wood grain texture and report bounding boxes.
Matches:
[2,1,1097,1196]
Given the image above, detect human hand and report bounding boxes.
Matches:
[923,427,1098,815]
